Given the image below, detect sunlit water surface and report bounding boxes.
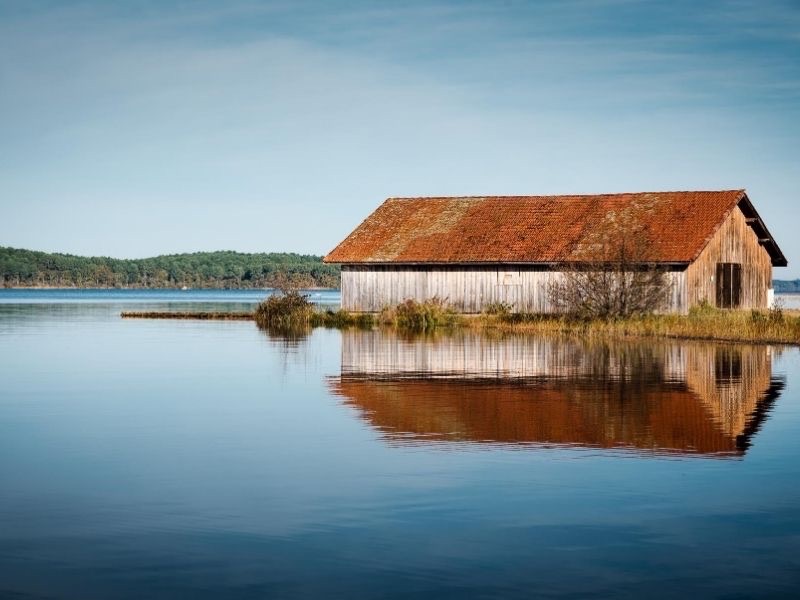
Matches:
[1,290,799,599]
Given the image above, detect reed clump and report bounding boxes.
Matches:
[380,297,462,331]
[255,291,376,331]
[254,290,316,329]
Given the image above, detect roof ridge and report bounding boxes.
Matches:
[386,190,746,201]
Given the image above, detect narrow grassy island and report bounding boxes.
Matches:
[121,311,254,320]
[124,291,800,345]
[250,291,800,345]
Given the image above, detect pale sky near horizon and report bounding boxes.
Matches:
[2,1,799,275]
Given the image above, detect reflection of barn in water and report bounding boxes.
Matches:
[328,331,783,457]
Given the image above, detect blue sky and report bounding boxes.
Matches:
[1,0,799,274]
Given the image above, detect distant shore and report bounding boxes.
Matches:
[0,246,341,289]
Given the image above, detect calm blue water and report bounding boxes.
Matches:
[772,292,800,309]
[0,287,341,306]
[1,290,799,599]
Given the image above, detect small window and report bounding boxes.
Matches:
[716,263,742,309]
[501,272,521,285]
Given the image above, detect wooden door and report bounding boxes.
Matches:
[716,263,742,309]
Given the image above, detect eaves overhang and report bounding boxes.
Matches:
[738,194,788,267]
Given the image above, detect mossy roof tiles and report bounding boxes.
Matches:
[324,190,785,266]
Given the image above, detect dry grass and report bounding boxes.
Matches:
[312,309,375,329]
[467,303,800,345]
[378,298,462,331]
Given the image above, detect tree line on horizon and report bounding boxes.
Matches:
[773,280,800,293]
[1,245,797,293]
[0,247,341,289]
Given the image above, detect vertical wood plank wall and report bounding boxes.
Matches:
[686,207,773,309]
[342,265,688,313]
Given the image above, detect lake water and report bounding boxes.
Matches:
[1,290,800,599]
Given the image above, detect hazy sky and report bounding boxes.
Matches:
[2,1,799,274]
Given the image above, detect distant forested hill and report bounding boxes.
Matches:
[774,280,800,293]
[0,247,340,289]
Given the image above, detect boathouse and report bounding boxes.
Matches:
[324,190,786,314]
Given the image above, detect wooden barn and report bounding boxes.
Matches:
[324,190,786,314]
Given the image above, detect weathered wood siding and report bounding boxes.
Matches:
[341,265,688,314]
[686,206,773,309]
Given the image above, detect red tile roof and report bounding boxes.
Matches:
[324,190,785,265]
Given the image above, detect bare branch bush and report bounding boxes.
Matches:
[548,198,672,319]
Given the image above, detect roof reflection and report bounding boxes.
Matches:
[328,330,783,457]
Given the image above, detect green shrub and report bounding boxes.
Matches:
[255,291,378,331]
[254,290,315,329]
